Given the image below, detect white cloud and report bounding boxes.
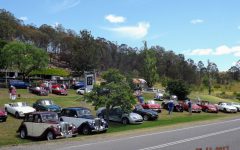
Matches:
[188,48,212,55]
[50,0,80,12]
[186,45,240,57]
[213,45,233,55]
[19,16,28,21]
[106,22,150,39]
[190,19,204,24]
[52,22,60,28]
[105,14,126,23]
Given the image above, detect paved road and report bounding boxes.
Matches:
[2,118,240,150]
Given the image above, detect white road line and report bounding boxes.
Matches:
[139,126,240,150]
[60,118,240,150]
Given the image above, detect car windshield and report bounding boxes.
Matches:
[76,109,91,116]
[147,100,156,104]
[41,100,54,105]
[41,113,58,122]
[12,102,28,107]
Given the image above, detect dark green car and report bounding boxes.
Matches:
[33,99,61,113]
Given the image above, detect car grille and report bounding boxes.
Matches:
[94,118,101,127]
[60,122,70,134]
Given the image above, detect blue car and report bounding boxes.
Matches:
[9,80,29,89]
[72,81,85,89]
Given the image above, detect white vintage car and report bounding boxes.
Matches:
[216,102,237,113]
[17,111,78,140]
[229,102,240,111]
[4,102,35,118]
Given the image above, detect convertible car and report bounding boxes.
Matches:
[4,102,35,118]
[33,99,62,113]
[197,101,218,113]
[141,100,161,113]
[216,102,237,113]
[180,100,202,113]
[133,104,158,121]
[161,100,184,112]
[29,86,48,96]
[0,108,7,122]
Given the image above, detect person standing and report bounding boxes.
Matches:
[8,86,13,99]
[11,86,17,100]
[168,99,174,115]
[188,100,192,115]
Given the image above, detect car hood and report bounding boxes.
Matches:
[129,112,143,119]
[0,109,6,116]
[206,104,217,109]
[45,105,61,110]
[192,104,201,109]
[223,105,237,109]
[15,106,35,113]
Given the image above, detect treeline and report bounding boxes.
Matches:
[0,9,240,87]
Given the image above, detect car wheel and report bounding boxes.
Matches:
[15,112,20,119]
[224,108,227,113]
[20,128,27,139]
[143,115,149,121]
[82,126,91,135]
[46,131,55,140]
[122,118,129,125]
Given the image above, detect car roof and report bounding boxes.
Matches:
[62,107,90,111]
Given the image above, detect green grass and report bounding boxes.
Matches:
[0,88,240,147]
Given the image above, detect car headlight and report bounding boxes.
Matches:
[89,121,95,126]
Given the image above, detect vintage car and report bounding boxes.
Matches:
[180,101,202,113]
[141,100,161,113]
[216,102,237,113]
[4,102,35,118]
[0,108,7,122]
[60,107,108,135]
[29,86,48,96]
[96,107,143,125]
[76,87,85,95]
[17,111,78,140]
[133,104,158,121]
[52,85,68,95]
[197,101,218,113]
[229,102,240,111]
[161,100,184,112]
[33,99,61,113]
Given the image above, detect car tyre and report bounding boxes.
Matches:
[46,131,55,140]
[82,126,91,135]
[122,118,129,125]
[15,112,20,119]
[20,128,27,139]
[143,115,149,121]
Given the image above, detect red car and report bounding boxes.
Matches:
[180,101,202,113]
[52,84,68,95]
[198,101,218,113]
[141,100,161,113]
[0,108,7,122]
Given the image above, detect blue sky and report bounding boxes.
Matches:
[1,0,240,71]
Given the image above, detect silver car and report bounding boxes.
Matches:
[96,107,143,125]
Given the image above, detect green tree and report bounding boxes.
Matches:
[84,69,135,123]
[3,41,49,79]
[142,41,159,87]
[166,80,190,100]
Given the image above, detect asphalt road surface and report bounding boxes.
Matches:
[1,118,240,150]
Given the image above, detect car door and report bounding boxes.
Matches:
[24,114,34,136]
[61,109,80,128]
[110,108,122,122]
[32,114,44,137]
